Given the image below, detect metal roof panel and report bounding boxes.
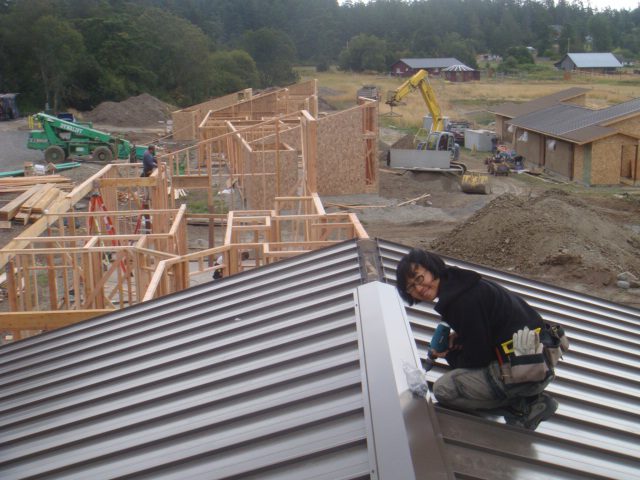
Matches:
[490,88,589,118]
[507,97,640,142]
[400,58,464,69]
[1,239,639,479]
[377,239,640,480]
[567,53,623,68]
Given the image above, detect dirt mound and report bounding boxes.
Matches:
[83,93,174,127]
[431,189,640,290]
[390,133,416,150]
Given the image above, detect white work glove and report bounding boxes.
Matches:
[513,327,543,356]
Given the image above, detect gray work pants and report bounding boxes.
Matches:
[433,361,553,412]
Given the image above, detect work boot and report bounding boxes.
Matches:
[504,393,558,430]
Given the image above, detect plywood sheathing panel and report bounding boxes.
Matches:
[601,112,640,138]
[286,79,316,96]
[621,144,638,182]
[248,124,302,153]
[573,145,585,183]
[286,81,318,115]
[172,88,252,141]
[514,129,543,168]
[315,104,379,195]
[208,90,282,121]
[544,139,573,178]
[243,145,298,210]
[172,110,198,141]
[591,134,629,185]
[495,116,507,143]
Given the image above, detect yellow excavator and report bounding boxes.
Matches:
[385,69,489,193]
[386,69,446,132]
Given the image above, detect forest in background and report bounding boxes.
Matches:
[1,0,639,112]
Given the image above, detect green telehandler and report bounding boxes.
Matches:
[27,112,148,163]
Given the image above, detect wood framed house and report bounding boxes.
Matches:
[490,89,640,186]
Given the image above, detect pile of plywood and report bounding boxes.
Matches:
[0,183,68,227]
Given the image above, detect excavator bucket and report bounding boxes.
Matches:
[460,171,491,194]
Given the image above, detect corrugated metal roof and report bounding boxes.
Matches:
[562,125,619,144]
[1,238,639,479]
[565,53,623,68]
[0,242,376,479]
[442,64,474,72]
[490,87,589,118]
[508,97,640,143]
[399,58,465,69]
[377,239,640,480]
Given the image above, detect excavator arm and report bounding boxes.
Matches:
[385,69,445,132]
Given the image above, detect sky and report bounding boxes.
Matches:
[339,0,638,11]
[587,0,638,10]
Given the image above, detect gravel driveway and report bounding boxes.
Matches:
[0,119,43,171]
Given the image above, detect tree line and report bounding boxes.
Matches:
[1,0,638,112]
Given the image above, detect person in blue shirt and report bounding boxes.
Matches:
[142,145,157,177]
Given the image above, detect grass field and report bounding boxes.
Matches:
[298,67,640,131]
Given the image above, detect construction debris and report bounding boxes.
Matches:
[324,202,390,210]
[396,193,431,206]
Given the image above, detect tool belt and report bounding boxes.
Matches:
[496,322,570,385]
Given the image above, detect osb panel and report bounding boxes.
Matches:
[514,130,542,166]
[200,124,229,142]
[193,89,252,114]
[243,149,299,210]
[212,91,281,120]
[172,110,197,141]
[287,80,317,96]
[171,89,251,141]
[573,145,584,182]
[605,114,640,138]
[495,116,506,142]
[621,144,637,179]
[316,107,371,195]
[252,125,302,153]
[544,140,573,178]
[591,135,624,185]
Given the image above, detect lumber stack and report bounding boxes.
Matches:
[0,175,74,194]
[0,183,67,226]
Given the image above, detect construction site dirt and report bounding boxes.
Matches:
[1,111,639,309]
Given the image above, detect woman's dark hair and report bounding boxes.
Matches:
[396,248,446,305]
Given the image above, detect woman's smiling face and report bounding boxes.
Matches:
[405,264,440,302]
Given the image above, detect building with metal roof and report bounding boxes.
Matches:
[1,238,638,479]
[390,58,469,77]
[490,87,589,121]
[555,53,623,72]
[442,65,480,82]
[491,89,640,186]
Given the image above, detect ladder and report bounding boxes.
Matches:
[88,193,116,237]
[88,192,123,270]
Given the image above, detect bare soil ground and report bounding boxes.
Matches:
[350,134,640,308]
